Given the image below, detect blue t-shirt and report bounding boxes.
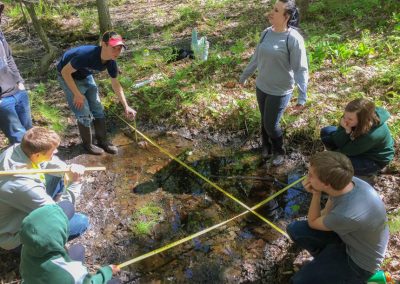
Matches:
[57,45,118,80]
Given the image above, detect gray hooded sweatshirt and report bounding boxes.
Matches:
[0,144,70,250]
[0,30,23,98]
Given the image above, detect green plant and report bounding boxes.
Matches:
[29,83,65,132]
[130,203,164,236]
[78,8,97,32]
[6,3,22,19]
[177,6,201,25]
[388,213,400,234]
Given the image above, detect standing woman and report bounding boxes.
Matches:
[320,98,394,177]
[239,0,308,166]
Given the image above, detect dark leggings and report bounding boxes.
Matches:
[67,244,121,284]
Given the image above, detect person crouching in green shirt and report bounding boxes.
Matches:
[320,98,394,177]
[20,204,120,284]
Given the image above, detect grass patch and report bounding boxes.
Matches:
[388,213,400,234]
[29,83,66,133]
[130,202,164,236]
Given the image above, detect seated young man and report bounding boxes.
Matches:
[0,127,89,251]
[287,151,389,284]
[20,204,120,284]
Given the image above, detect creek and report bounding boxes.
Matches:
[67,131,310,283]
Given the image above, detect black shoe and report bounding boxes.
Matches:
[77,123,104,155]
[93,118,118,155]
[98,142,118,155]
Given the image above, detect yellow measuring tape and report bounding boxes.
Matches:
[116,114,287,236]
[117,175,305,268]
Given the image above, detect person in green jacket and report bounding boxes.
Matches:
[20,204,120,284]
[320,98,394,177]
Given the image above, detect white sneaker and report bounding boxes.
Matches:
[272,155,285,166]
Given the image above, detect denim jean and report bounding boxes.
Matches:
[320,126,382,176]
[0,90,32,143]
[256,87,292,139]
[57,75,104,127]
[46,176,89,240]
[287,221,373,284]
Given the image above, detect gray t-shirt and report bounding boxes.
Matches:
[239,27,308,105]
[323,177,389,272]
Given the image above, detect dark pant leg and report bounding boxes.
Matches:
[67,243,85,262]
[46,177,90,240]
[265,93,291,154]
[261,90,292,139]
[291,243,372,284]
[58,200,75,220]
[348,156,382,176]
[287,220,342,256]
[320,126,338,150]
[58,200,89,241]
[256,87,271,152]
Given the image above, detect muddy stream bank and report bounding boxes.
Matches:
[1,127,399,283]
[59,129,310,283]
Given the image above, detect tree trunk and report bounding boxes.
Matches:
[297,0,310,21]
[96,0,112,35]
[22,0,58,75]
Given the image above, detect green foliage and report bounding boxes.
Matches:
[6,4,22,19]
[229,40,246,56]
[130,203,164,236]
[4,0,398,146]
[29,83,65,133]
[306,0,398,31]
[78,8,97,32]
[177,6,201,26]
[388,213,400,234]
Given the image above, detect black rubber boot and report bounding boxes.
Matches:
[261,127,272,159]
[93,118,118,154]
[271,135,285,166]
[77,122,104,155]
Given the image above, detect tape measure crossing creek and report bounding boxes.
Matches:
[114,113,305,268]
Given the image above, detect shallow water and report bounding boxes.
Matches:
[70,131,309,282]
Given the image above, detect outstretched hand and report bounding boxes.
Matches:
[110,264,121,275]
[67,164,86,183]
[125,106,137,120]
